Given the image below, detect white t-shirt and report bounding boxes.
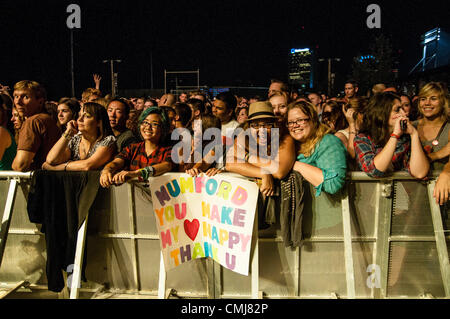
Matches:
[221,120,239,146]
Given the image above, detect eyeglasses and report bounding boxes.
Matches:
[141,121,161,129]
[286,118,310,128]
[250,122,275,129]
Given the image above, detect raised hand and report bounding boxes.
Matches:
[93,74,102,89]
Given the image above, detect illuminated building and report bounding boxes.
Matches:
[288,48,314,89]
[410,27,450,74]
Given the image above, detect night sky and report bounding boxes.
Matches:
[0,0,449,99]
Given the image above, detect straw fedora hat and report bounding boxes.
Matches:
[246,101,276,122]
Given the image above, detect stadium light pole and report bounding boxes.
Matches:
[70,30,75,97]
[319,58,341,97]
[103,59,121,97]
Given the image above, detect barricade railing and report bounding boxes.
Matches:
[0,170,448,299]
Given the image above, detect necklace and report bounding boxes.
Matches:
[430,120,447,146]
[80,140,93,159]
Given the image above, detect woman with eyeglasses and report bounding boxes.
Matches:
[43,102,116,171]
[354,92,429,179]
[100,107,173,187]
[225,101,296,197]
[287,101,347,196]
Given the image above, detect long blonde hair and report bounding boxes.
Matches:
[288,100,331,157]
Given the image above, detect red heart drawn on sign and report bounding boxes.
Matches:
[184,219,200,241]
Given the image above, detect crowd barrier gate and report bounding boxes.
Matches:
[0,171,448,299]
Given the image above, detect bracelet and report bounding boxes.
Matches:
[390,133,401,140]
[139,166,155,181]
[62,131,73,141]
[64,161,71,171]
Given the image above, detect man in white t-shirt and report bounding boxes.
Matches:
[212,92,239,147]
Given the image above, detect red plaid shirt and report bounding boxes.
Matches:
[354,133,411,178]
[116,142,173,171]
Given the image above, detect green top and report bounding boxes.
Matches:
[297,134,347,196]
[0,128,17,171]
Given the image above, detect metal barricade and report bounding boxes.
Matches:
[0,171,448,299]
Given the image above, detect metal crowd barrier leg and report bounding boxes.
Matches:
[341,188,356,299]
[0,179,18,268]
[158,251,166,299]
[69,215,89,299]
[206,258,214,298]
[206,257,221,298]
[426,181,450,297]
[127,184,141,293]
[251,211,260,299]
[373,181,393,299]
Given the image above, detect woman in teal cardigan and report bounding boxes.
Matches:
[287,101,347,196]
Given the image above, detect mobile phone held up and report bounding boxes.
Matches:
[400,120,407,132]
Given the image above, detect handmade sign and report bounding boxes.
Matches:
[149,173,259,276]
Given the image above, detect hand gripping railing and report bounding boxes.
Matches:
[0,171,449,299]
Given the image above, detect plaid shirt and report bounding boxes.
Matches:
[354,133,411,178]
[116,142,172,171]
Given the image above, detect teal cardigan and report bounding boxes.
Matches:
[297,134,347,196]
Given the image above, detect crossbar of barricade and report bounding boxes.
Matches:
[0,171,449,299]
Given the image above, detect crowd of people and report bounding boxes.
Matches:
[0,76,449,206]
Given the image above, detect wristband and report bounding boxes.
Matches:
[390,133,401,140]
[139,166,155,181]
